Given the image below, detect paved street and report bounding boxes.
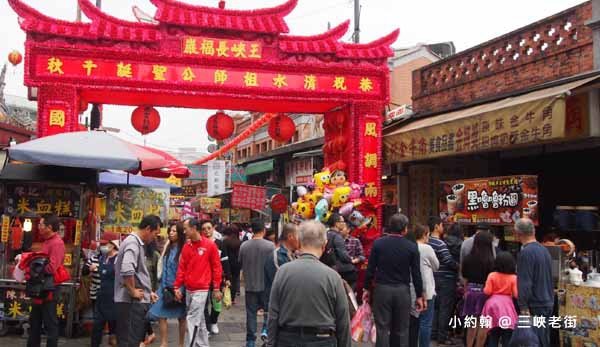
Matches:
[0,290,388,347]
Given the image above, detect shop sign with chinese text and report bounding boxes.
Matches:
[198,197,222,213]
[440,175,538,225]
[5,184,81,218]
[231,184,266,211]
[386,96,566,162]
[103,186,169,234]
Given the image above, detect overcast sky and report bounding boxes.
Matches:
[0,0,584,153]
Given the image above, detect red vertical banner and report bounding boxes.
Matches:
[44,102,71,136]
[37,86,79,138]
[358,114,383,207]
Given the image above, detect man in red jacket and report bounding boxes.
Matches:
[28,214,65,347]
[174,218,223,347]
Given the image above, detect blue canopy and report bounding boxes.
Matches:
[99,171,176,189]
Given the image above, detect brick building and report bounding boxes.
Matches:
[384,1,600,251]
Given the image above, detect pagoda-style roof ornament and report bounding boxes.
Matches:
[149,0,297,34]
[279,20,349,54]
[338,29,400,59]
[9,0,93,40]
[78,0,162,42]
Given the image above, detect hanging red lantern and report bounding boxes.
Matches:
[206,110,234,140]
[131,106,161,135]
[268,113,295,142]
[8,50,22,67]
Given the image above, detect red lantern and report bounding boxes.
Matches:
[206,110,234,140]
[131,106,161,135]
[271,194,288,214]
[268,113,295,142]
[8,50,22,67]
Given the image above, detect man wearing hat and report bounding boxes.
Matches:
[91,236,120,347]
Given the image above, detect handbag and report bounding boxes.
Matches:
[162,286,178,306]
[54,265,71,285]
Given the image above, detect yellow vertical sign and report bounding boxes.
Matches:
[74,220,82,246]
[1,215,10,243]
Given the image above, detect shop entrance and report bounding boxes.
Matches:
[10,0,398,229]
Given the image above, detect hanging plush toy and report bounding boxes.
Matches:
[331,186,351,208]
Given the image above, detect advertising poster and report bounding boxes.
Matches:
[439,175,538,225]
[103,187,169,233]
[232,184,266,211]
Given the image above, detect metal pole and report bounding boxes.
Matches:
[96,0,102,8]
[353,0,360,43]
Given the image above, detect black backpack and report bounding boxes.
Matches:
[25,257,54,298]
[319,232,337,267]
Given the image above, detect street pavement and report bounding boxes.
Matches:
[0,290,458,346]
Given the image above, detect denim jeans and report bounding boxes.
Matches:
[276,331,337,347]
[432,275,457,342]
[245,291,267,344]
[419,297,435,347]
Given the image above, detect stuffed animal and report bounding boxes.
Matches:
[349,183,363,200]
[313,170,331,192]
[331,186,351,208]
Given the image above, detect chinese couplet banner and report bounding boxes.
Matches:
[231,184,266,211]
[439,175,538,225]
[103,186,169,234]
[385,96,566,162]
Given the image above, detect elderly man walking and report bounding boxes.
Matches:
[267,220,351,347]
[515,218,554,347]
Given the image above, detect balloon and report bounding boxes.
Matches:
[296,186,308,197]
[349,183,363,200]
[314,199,330,222]
[330,169,348,187]
[313,170,331,191]
[339,202,355,216]
[296,201,314,219]
[348,210,372,228]
[331,186,351,208]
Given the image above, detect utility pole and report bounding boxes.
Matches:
[353,0,360,43]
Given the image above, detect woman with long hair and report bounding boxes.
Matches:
[222,226,242,304]
[149,222,187,347]
[461,230,495,347]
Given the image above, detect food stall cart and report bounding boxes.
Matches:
[0,163,96,337]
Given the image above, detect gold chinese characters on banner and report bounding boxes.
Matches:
[385,96,566,162]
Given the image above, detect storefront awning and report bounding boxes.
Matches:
[384,75,600,163]
[245,159,274,176]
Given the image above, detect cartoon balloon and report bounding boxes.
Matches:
[314,199,330,222]
[339,202,355,217]
[296,186,308,197]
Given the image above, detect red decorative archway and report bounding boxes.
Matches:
[9,0,398,233]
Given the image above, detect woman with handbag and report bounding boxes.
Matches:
[149,222,187,347]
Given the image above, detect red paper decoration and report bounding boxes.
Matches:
[8,50,22,66]
[206,111,234,141]
[131,106,161,135]
[270,194,288,214]
[268,113,295,142]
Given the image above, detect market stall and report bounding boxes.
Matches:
[0,163,96,337]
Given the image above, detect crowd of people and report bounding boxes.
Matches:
[26,210,555,347]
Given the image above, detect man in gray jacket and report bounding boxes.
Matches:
[114,215,161,347]
[267,220,351,347]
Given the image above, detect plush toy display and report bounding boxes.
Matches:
[292,168,373,230]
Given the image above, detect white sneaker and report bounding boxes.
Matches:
[210,324,219,335]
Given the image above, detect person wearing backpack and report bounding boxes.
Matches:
[320,213,352,272]
[27,214,65,347]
